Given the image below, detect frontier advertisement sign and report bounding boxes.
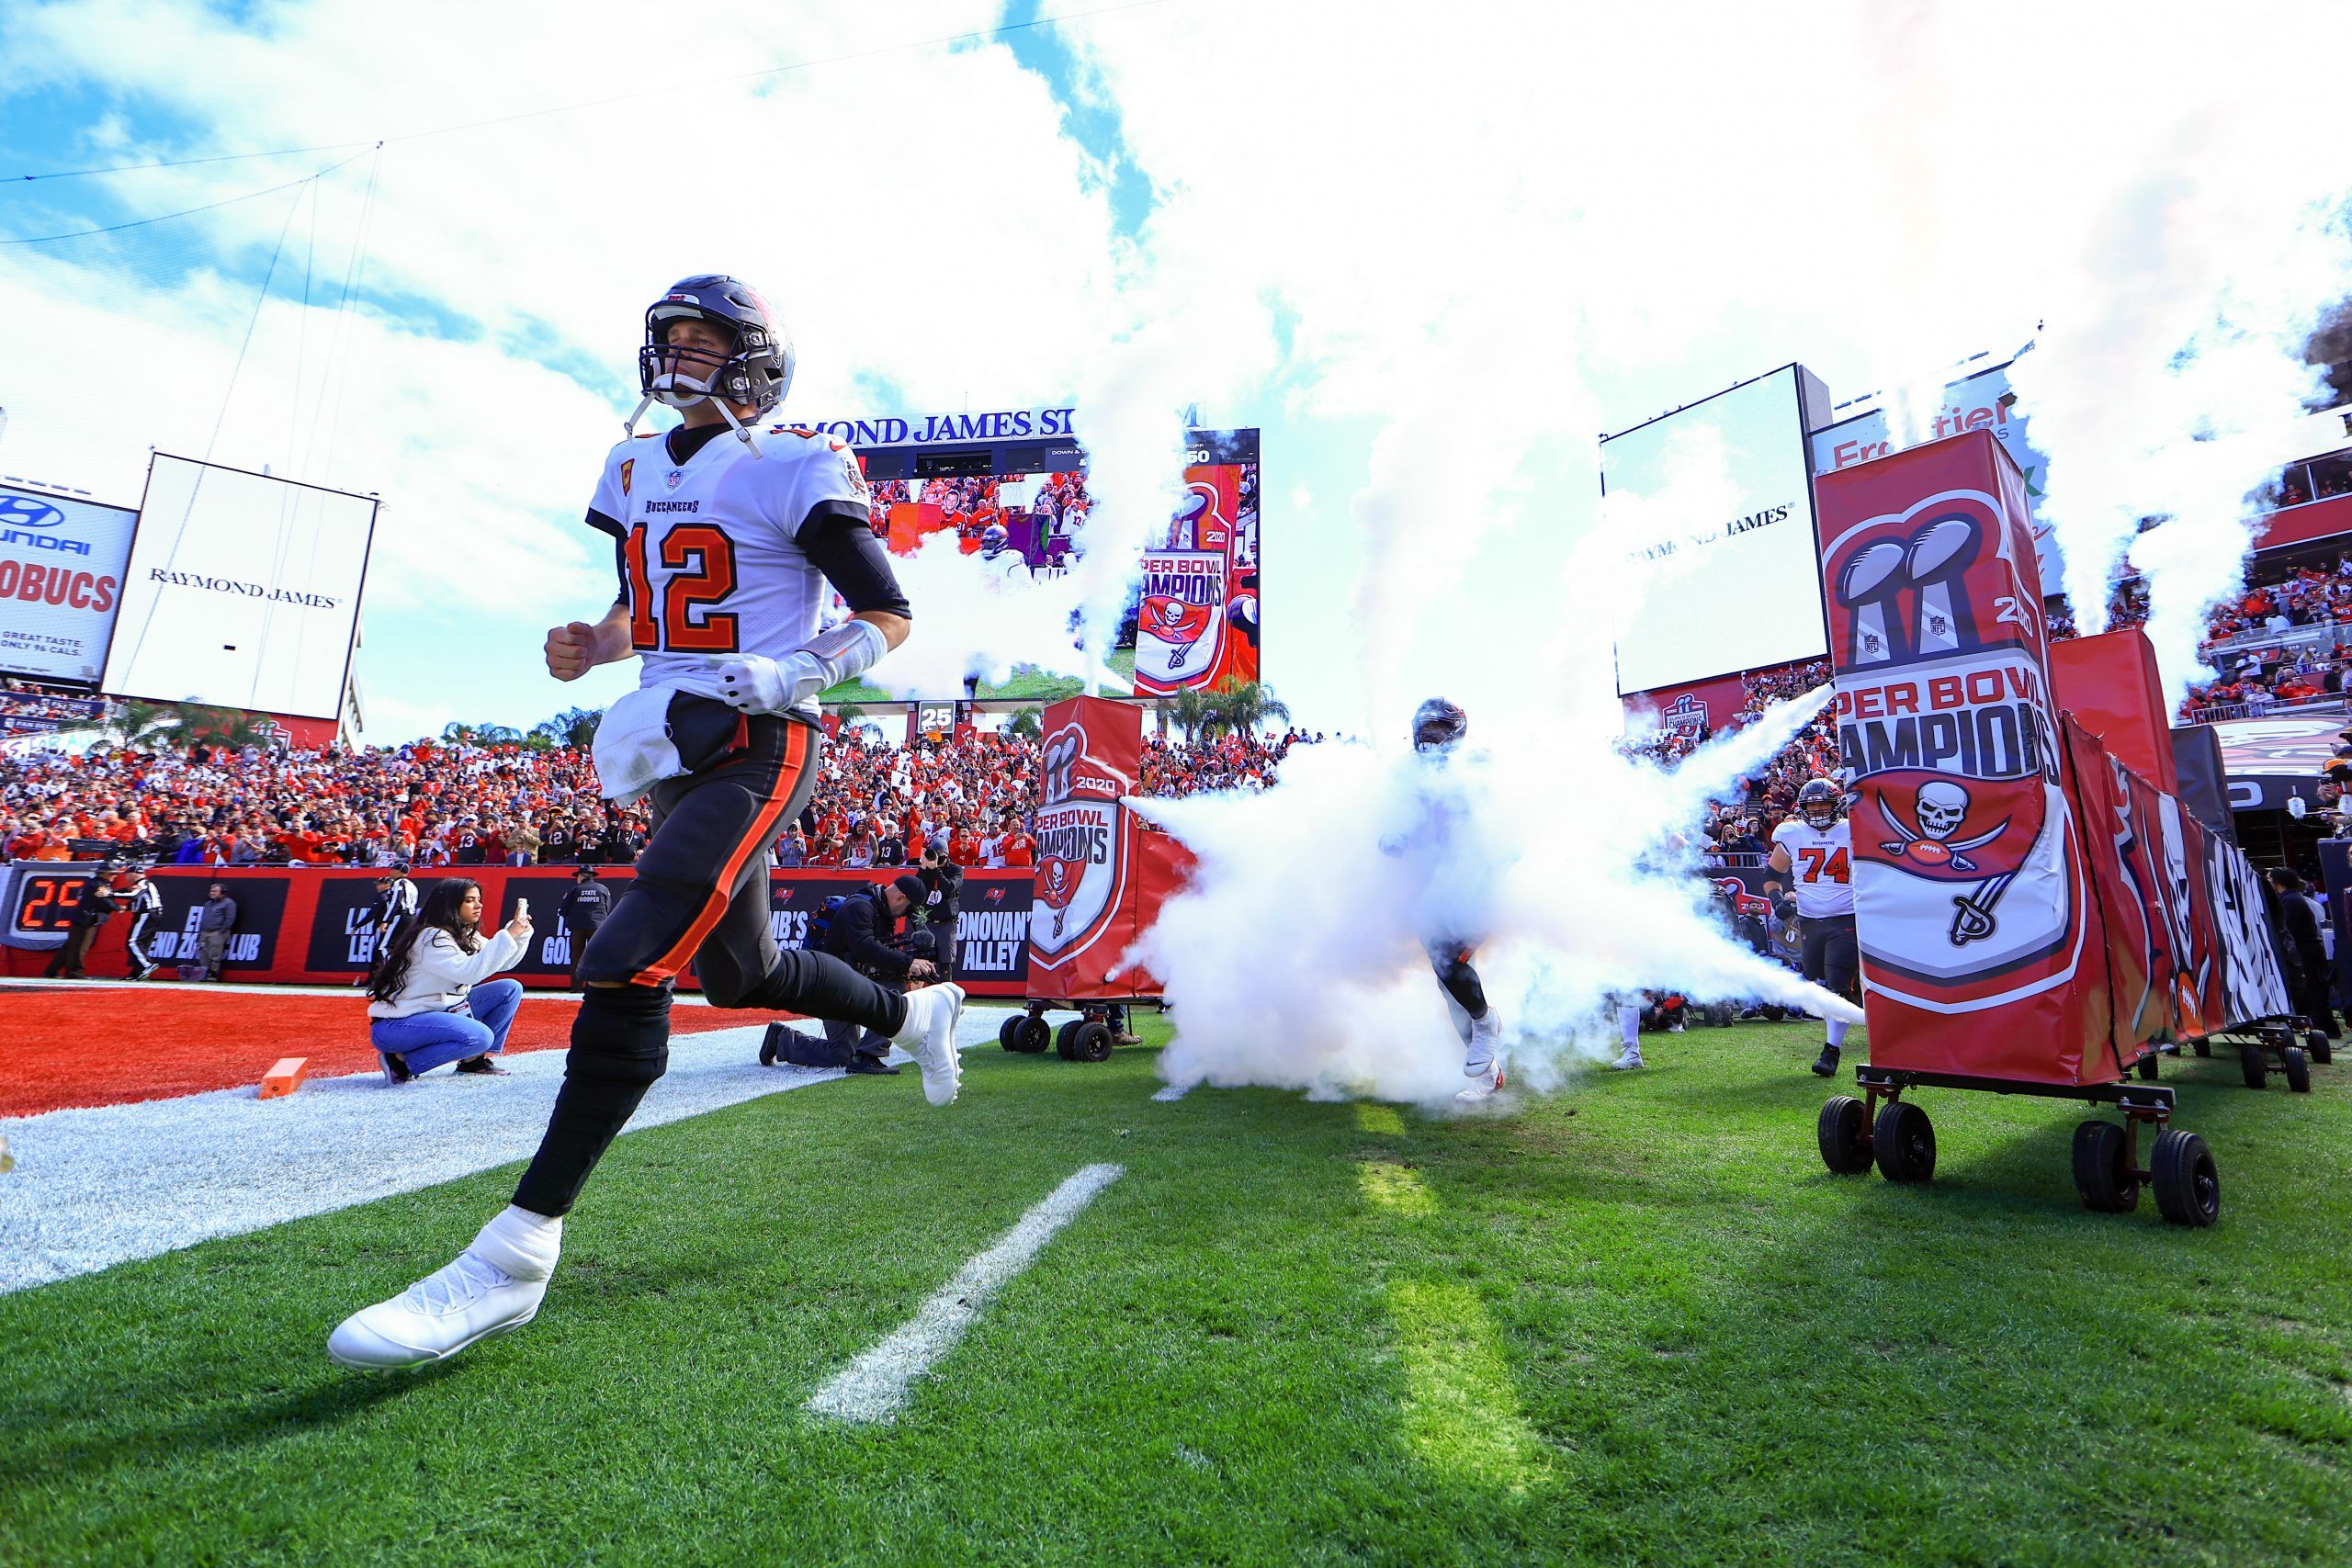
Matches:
[0,482,137,685]
[1809,357,2062,595]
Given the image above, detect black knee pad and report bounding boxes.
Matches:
[1435,953,1487,1018]
[567,983,673,1088]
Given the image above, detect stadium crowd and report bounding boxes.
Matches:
[0,718,1317,869]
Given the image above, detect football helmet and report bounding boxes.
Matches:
[640,275,793,413]
[1797,777,1840,829]
[1412,697,1468,755]
[979,523,1010,557]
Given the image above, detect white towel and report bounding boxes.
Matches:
[593,684,688,806]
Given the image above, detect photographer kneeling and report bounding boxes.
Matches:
[762,874,939,1076]
[366,878,532,1086]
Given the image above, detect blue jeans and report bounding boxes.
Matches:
[370,978,523,1077]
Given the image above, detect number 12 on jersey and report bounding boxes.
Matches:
[625,524,740,653]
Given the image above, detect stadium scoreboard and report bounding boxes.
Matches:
[811,409,1261,699]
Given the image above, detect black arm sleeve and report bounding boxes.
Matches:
[585,508,628,603]
[800,506,913,618]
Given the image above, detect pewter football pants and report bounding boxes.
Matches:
[512,706,910,1219]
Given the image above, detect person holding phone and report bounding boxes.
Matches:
[364,878,533,1085]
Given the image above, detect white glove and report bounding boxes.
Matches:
[717,652,827,715]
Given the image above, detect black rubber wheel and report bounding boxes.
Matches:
[1055,1020,1083,1058]
[2134,1053,2160,1081]
[998,1017,1021,1053]
[2151,1127,2221,1228]
[2239,1042,2268,1090]
[1070,1021,1115,1063]
[1872,1100,1936,1184]
[1816,1097,1872,1175]
[2283,1045,2312,1094]
[2191,1038,2211,1058]
[1012,1015,1051,1055]
[2069,1120,2140,1213]
[2307,1031,2333,1066]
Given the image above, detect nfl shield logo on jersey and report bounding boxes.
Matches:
[666,469,684,491]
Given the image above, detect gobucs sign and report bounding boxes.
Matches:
[1823,459,2090,1015]
[1135,550,1227,690]
[1028,720,1130,968]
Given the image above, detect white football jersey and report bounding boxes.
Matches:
[1771,817,1855,919]
[590,424,871,721]
[986,549,1029,585]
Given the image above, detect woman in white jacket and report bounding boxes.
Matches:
[366,878,534,1085]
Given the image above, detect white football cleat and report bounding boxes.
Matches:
[1455,1059,1505,1103]
[1611,1046,1645,1070]
[328,1207,560,1371]
[893,982,966,1106]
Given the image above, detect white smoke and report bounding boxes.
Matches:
[1133,683,1856,1108]
[866,532,1090,698]
[2013,185,2348,710]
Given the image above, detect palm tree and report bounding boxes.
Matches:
[118,699,178,748]
[532,705,603,750]
[1008,706,1044,740]
[180,705,277,749]
[1170,686,1213,743]
[1209,679,1291,739]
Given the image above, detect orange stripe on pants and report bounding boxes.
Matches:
[632,723,809,986]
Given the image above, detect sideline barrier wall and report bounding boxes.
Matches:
[0,863,1035,997]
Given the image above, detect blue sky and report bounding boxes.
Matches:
[0,2,2338,742]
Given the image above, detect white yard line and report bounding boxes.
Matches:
[806,1162,1125,1425]
[0,1006,1019,1296]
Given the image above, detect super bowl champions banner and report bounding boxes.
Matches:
[1134,440,1261,695]
[1819,430,2108,1082]
[1817,431,2293,1084]
[1027,694,1193,998]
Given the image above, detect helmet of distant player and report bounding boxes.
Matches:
[1797,777,1840,829]
[635,275,796,421]
[1412,697,1468,755]
[980,523,1010,558]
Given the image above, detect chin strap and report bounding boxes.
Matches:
[620,375,762,457]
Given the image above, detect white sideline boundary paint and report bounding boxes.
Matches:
[806,1162,1125,1425]
[0,1006,1019,1296]
[1150,1082,1191,1101]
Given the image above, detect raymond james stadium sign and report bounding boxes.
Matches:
[803,408,1080,446]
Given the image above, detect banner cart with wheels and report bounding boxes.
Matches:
[1003,694,1194,1063]
[1811,430,2303,1226]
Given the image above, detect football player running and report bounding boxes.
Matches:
[1766,777,1859,1077]
[1383,698,1507,1103]
[328,276,965,1371]
[978,523,1028,585]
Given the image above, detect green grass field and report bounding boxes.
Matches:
[8,1018,2352,1566]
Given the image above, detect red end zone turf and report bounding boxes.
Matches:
[0,990,755,1117]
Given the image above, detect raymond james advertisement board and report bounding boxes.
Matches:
[1604,364,1833,695]
[0,481,137,685]
[101,454,379,721]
